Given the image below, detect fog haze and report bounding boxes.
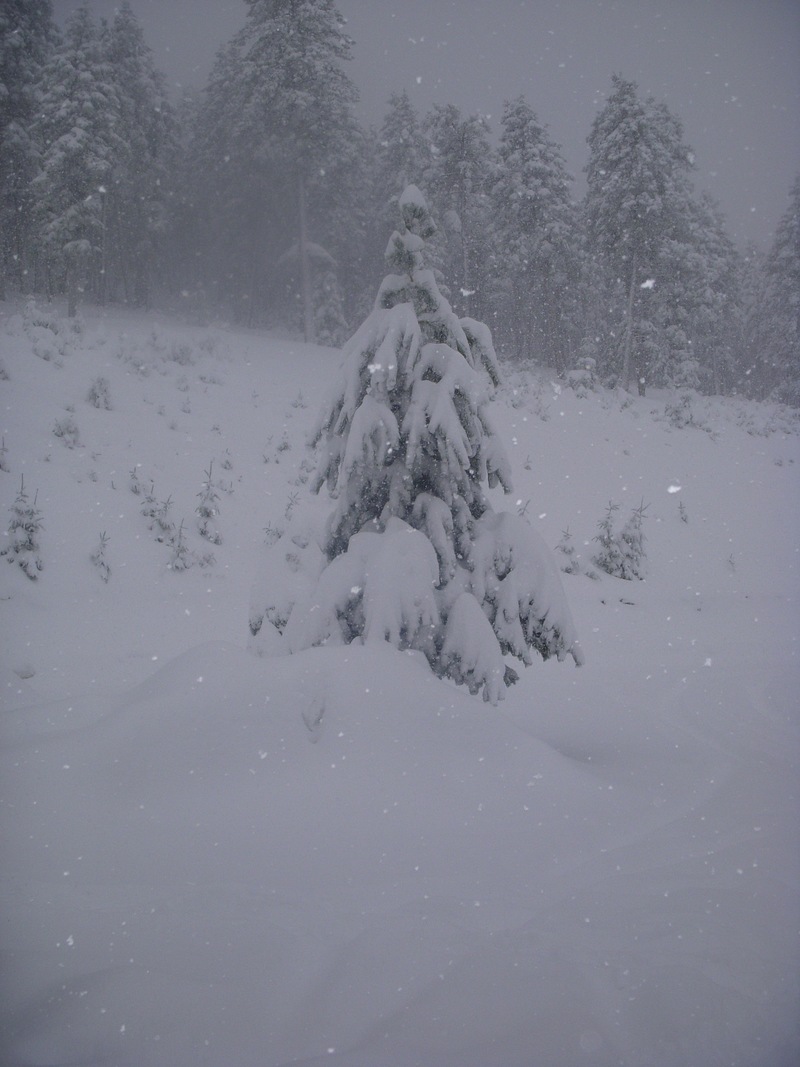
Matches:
[50,0,800,247]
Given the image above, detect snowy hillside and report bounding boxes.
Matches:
[1,298,799,1067]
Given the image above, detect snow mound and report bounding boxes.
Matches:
[2,637,798,1066]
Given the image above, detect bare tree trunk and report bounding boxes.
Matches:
[461,232,471,318]
[298,174,314,344]
[99,191,107,306]
[66,259,78,318]
[620,250,637,391]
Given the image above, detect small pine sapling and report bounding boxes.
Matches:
[91,531,111,582]
[679,500,688,524]
[556,527,581,574]
[168,520,194,571]
[592,502,625,577]
[140,481,158,520]
[2,476,44,579]
[0,437,9,473]
[150,496,175,543]
[592,501,648,580]
[619,501,648,580]
[196,462,222,544]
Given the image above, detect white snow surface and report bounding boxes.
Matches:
[1,299,799,1066]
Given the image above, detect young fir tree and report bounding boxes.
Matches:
[282,186,583,703]
[196,462,222,545]
[592,501,647,580]
[2,476,44,580]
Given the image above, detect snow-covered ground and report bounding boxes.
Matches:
[1,298,798,1066]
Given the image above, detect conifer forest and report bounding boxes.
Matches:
[2,0,798,403]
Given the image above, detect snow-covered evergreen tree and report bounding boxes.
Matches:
[763,174,800,405]
[491,96,580,369]
[423,105,495,320]
[282,186,583,702]
[0,0,58,298]
[2,476,43,580]
[585,76,696,392]
[592,501,647,580]
[31,4,124,315]
[376,91,430,231]
[188,0,358,333]
[735,244,775,399]
[101,1,175,306]
[196,462,222,545]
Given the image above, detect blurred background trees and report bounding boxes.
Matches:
[1,1,796,402]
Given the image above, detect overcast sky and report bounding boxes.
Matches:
[51,0,800,248]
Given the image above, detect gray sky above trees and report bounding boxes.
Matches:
[51,0,800,248]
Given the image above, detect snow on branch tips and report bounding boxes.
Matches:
[272,184,582,702]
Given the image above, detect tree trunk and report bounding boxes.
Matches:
[620,250,637,391]
[99,191,107,306]
[66,260,79,318]
[298,174,314,344]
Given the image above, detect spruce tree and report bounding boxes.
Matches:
[283,186,583,702]
[376,91,430,230]
[0,0,58,297]
[102,1,175,306]
[31,4,124,315]
[585,76,695,392]
[763,174,800,404]
[491,96,580,369]
[423,104,495,320]
[189,0,358,332]
[2,477,44,580]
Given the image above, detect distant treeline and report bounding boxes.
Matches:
[1,1,797,401]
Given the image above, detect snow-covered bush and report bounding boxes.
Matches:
[168,341,195,366]
[87,375,112,409]
[53,414,81,448]
[23,298,65,363]
[2,477,44,580]
[277,185,582,702]
[566,346,598,397]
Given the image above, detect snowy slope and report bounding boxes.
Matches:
[1,299,799,1067]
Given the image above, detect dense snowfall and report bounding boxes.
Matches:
[1,293,798,1066]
